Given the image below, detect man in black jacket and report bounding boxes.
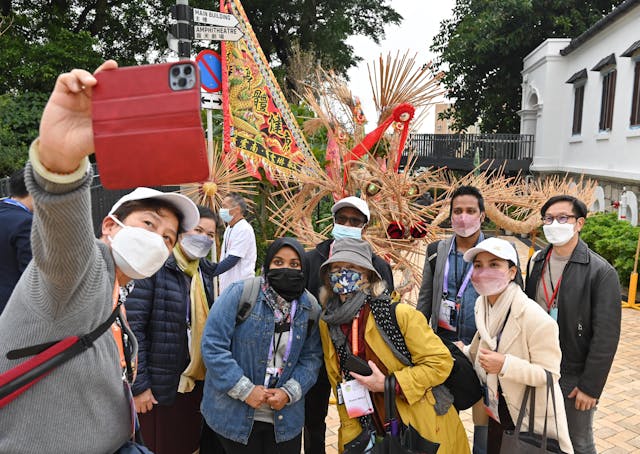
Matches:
[303,196,393,454]
[525,195,621,454]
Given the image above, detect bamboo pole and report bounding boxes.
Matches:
[622,229,640,310]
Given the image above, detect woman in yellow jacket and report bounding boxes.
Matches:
[318,238,469,454]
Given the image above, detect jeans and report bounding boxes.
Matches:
[560,374,597,454]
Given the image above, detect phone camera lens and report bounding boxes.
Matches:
[183,66,192,75]
[178,77,187,88]
[171,67,181,77]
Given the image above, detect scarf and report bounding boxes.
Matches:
[174,245,210,393]
[473,282,520,401]
[260,275,292,324]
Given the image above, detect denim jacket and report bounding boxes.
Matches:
[201,280,323,444]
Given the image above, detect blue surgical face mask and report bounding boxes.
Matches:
[332,223,362,240]
[219,208,233,224]
[329,269,364,294]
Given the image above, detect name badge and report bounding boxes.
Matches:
[549,307,558,321]
[340,379,374,418]
[438,299,457,332]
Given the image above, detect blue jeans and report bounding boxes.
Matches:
[560,374,597,454]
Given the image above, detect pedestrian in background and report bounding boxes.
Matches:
[217,193,257,293]
[0,167,34,314]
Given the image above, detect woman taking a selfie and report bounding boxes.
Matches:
[318,238,469,454]
[460,237,573,453]
[201,237,322,453]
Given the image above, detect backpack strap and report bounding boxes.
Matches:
[427,240,440,275]
[236,277,262,324]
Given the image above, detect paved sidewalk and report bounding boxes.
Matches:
[321,235,640,453]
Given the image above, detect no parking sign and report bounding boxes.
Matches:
[196,50,222,93]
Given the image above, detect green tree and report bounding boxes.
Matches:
[431,0,624,133]
[241,0,401,75]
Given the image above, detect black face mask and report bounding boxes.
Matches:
[267,268,306,301]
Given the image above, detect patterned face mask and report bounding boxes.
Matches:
[329,268,364,294]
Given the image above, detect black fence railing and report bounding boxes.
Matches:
[407,133,535,161]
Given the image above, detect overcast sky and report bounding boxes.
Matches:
[346,0,456,133]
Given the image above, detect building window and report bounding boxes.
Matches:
[566,68,587,135]
[631,61,640,127]
[572,84,585,135]
[599,69,617,131]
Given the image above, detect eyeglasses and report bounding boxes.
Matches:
[335,214,367,227]
[542,215,576,225]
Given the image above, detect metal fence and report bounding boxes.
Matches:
[408,133,535,161]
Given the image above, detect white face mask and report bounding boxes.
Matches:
[543,221,576,246]
[451,213,482,238]
[180,234,214,260]
[109,215,170,279]
[332,223,363,240]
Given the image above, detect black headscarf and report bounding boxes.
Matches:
[262,237,307,302]
[263,237,307,275]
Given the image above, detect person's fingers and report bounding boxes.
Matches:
[56,69,96,93]
[94,59,118,75]
[567,387,578,399]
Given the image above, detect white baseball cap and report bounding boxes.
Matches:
[463,237,518,264]
[331,196,370,223]
[109,187,199,232]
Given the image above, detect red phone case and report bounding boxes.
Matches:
[92,62,209,189]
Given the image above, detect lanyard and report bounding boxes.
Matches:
[541,250,563,311]
[351,316,360,356]
[443,240,474,300]
[110,279,136,382]
[2,198,30,213]
[267,300,297,366]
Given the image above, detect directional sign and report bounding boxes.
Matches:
[196,50,222,93]
[201,91,222,110]
[194,25,243,42]
[192,8,239,27]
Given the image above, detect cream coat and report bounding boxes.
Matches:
[320,302,470,454]
[468,286,573,453]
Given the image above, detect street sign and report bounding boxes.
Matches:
[201,91,222,110]
[192,8,238,27]
[194,25,243,42]
[196,50,222,93]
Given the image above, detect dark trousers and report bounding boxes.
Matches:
[304,365,332,454]
[200,421,226,454]
[137,382,203,454]
[217,421,302,454]
[560,374,597,454]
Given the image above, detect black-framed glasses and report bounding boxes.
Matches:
[542,215,576,225]
[335,214,367,227]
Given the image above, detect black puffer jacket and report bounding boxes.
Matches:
[304,238,394,300]
[524,239,621,398]
[126,255,216,404]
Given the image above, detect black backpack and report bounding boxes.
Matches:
[383,295,482,412]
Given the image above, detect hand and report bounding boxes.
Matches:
[568,387,597,411]
[478,348,505,375]
[265,388,290,411]
[244,385,269,409]
[38,60,118,174]
[350,360,385,393]
[133,388,158,414]
[454,341,465,351]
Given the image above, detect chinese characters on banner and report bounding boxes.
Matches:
[221,0,320,183]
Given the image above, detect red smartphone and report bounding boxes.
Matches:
[92,61,209,189]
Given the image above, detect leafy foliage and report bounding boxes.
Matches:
[581,213,640,287]
[431,0,624,133]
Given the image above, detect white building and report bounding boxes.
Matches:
[520,0,640,221]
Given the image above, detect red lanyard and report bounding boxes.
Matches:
[541,250,563,311]
[351,317,359,356]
